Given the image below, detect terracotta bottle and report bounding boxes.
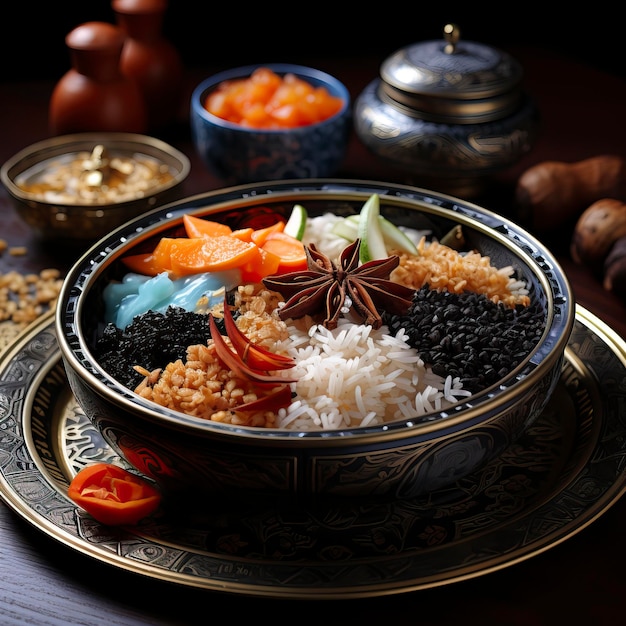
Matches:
[49,21,147,135]
[112,0,184,130]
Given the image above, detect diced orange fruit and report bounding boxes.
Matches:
[204,67,343,129]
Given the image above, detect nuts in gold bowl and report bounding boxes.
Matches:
[1,132,190,245]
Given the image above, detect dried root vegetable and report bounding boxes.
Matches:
[571,199,626,297]
[515,155,626,233]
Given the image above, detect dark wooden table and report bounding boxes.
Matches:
[1,48,626,625]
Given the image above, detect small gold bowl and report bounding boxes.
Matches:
[1,132,190,245]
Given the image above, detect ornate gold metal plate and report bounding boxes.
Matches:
[0,307,625,599]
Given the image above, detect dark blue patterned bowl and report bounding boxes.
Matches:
[190,64,352,185]
[56,181,574,504]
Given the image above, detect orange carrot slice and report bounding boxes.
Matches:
[169,235,261,275]
[121,237,178,276]
[151,237,178,272]
[250,221,285,247]
[121,216,301,280]
[183,214,233,239]
[241,247,281,283]
[231,227,255,242]
[121,252,162,276]
[261,231,308,273]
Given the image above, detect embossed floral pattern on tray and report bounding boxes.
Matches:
[0,309,626,599]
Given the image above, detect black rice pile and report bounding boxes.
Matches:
[94,307,220,389]
[383,285,546,394]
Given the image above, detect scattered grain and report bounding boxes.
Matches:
[0,267,63,327]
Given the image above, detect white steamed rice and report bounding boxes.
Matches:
[273,315,472,431]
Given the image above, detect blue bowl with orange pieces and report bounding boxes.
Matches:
[190,63,352,185]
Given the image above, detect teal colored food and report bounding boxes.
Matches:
[104,269,241,329]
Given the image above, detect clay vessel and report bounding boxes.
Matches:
[113,0,184,130]
[49,21,147,135]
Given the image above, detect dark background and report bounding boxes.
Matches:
[3,2,622,82]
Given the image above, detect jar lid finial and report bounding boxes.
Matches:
[443,23,460,54]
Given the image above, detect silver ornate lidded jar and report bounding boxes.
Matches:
[354,24,539,197]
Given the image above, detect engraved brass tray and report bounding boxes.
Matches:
[0,307,625,599]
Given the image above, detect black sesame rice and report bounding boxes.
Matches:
[94,306,219,389]
[383,285,546,394]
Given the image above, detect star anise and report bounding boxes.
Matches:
[262,238,415,329]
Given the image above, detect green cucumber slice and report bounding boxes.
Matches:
[283,204,308,240]
[331,219,359,241]
[357,193,387,263]
[378,216,418,255]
